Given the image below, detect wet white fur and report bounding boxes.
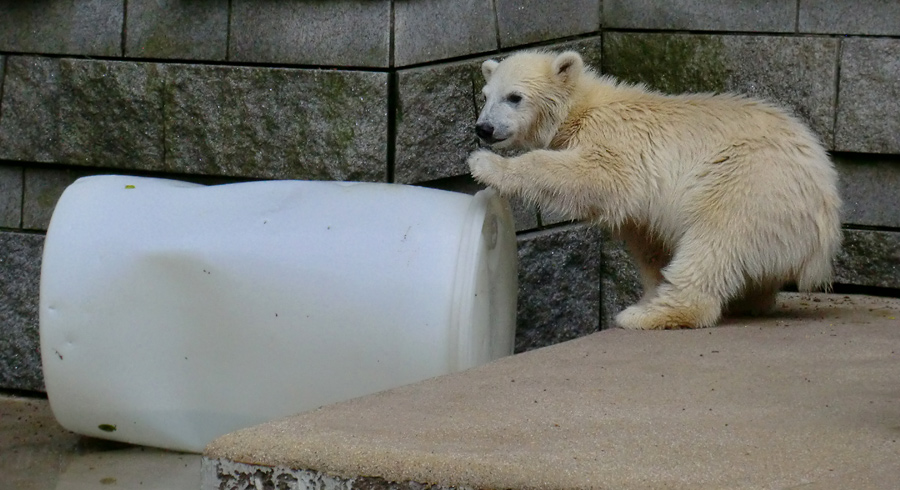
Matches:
[469,50,842,329]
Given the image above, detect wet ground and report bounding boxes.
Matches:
[1,395,200,490]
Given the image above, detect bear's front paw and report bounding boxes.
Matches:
[467,149,506,186]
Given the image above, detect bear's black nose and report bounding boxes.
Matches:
[475,122,494,141]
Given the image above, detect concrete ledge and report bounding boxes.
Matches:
[204,293,900,489]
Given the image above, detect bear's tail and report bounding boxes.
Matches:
[796,199,842,292]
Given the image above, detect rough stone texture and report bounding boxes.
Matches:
[0,0,122,56]
[599,232,642,330]
[0,166,22,229]
[0,231,44,392]
[509,197,539,232]
[125,0,229,60]
[835,229,900,290]
[204,459,452,490]
[395,61,479,184]
[230,0,391,67]
[0,57,62,163]
[58,60,167,169]
[0,57,388,179]
[603,33,839,148]
[834,155,900,229]
[835,38,900,154]
[799,0,900,35]
[22,168,91,231]
[0,57,167,169]
[515,225,602,352]
[495,0,600,48]
[395,0,497,67]
[164,64,388,181]
[603,0,796,32]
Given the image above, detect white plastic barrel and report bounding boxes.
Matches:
[39,175,517,453]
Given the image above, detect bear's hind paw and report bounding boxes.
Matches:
[615,305,663,330]
[615,303,713,330]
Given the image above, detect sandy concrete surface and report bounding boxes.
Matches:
[205,293,900,489]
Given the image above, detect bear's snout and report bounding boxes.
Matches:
[475,122,494,141]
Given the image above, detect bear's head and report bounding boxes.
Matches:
[475,50,585,150]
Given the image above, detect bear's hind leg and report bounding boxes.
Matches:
[615,284,722,330]
[618,224,671,305]
[615,236,739,330]
[725,281,780,317]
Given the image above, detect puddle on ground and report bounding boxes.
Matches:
[1,395,201,490]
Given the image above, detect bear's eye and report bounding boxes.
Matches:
[506,93,523,104]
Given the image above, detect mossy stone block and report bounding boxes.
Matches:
[164,64,388,181]
[603,32,729,95]
[126,0,229,60]
[604,0,796,32]
[57,60,167,169]
[395,61,480,184]
[0,57,167,169]
[0,57,62,163]
[603,33,838,148]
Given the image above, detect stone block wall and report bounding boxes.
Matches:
[1,1,899,392]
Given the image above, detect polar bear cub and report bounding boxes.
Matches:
[468,50,842,330]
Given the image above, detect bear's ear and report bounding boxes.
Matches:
[481,59,499,81]
[552,51,583,84]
